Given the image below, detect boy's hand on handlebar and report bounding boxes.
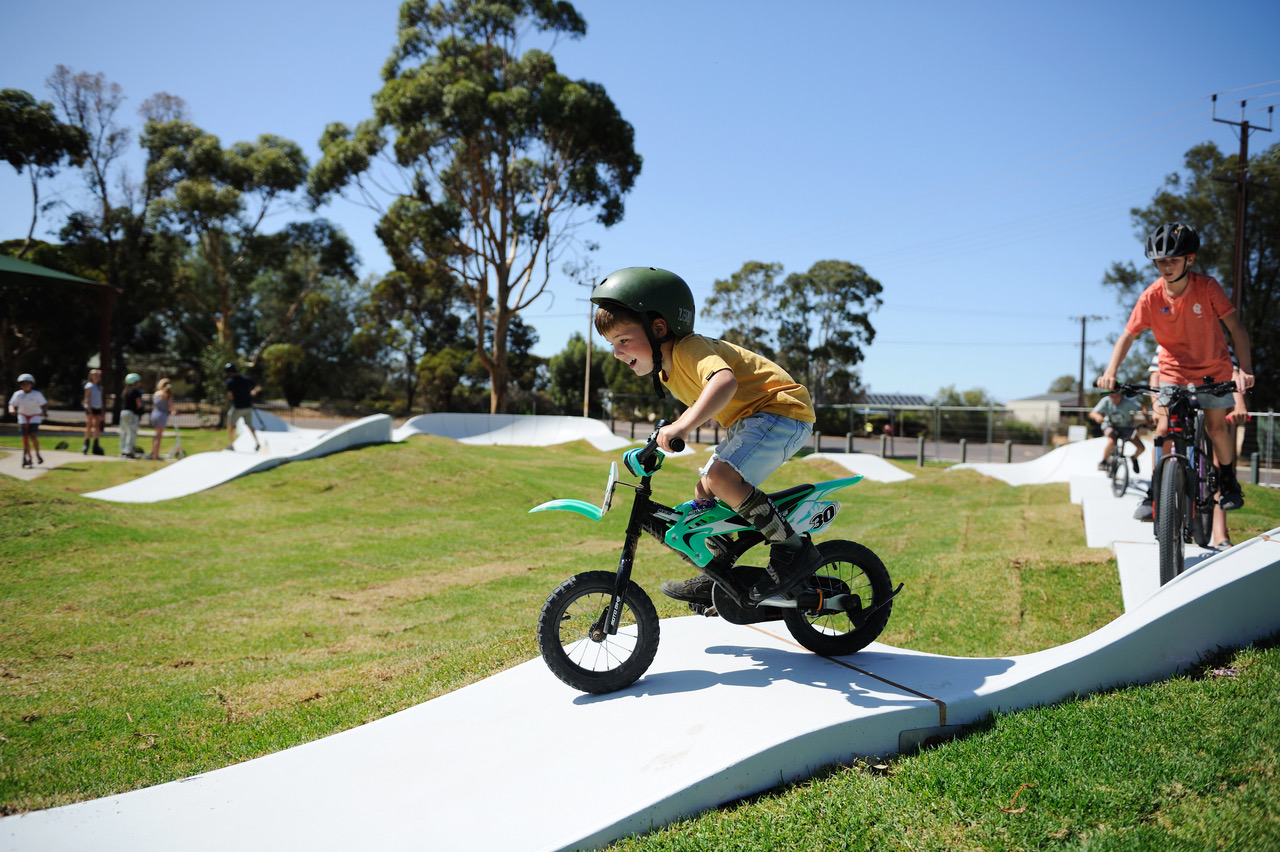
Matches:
[1096,373,1117,391]
[656,422,687,453]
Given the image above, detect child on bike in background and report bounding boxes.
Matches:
[591,266,820,604]
[1089,389,1150,472]
[1097,222,1254,512]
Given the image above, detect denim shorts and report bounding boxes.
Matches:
[700,411,813,487]
[1157,382,1235,411]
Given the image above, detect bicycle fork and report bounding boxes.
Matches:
[599,475,655,636]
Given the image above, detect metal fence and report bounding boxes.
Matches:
[28,397,1279,487]
[609,402,1279,486]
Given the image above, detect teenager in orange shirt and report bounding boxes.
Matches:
[1098,222,1254,511]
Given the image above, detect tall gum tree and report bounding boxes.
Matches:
[141,119,310,355]
[309,0,641,413]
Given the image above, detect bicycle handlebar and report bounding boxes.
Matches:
[632,421,686,471]
[1102,379,1238,399]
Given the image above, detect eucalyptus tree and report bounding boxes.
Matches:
[309,0,641,413]
[0,88,87,258]
[779,260,882,406]
[140,118,310,355]
[704,259,882,405]
[702,261,785,360]
[354,265,473,411]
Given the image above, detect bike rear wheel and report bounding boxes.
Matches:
[782,540,894,656]
[1156,459,1187,585]
[1109,449,1128,497]
[537,570,660,694]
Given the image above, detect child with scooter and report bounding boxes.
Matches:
[9,373,49,468]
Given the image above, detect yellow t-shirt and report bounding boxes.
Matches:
[662,335,815,428]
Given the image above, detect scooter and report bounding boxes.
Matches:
[164,421,188,460]
[531,423,902,694]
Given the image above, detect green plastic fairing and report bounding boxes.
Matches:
[529,499,606,522]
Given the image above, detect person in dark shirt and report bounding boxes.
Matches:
[224,363,260,451]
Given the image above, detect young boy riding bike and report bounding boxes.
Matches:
[1089,389,1150,472]
[591,266,821,603]
[1097,222,1254,513]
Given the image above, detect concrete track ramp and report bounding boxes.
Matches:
[394,413,632,452]
[81,414,393,504]
[3,527,1277,851]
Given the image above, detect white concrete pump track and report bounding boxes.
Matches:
[3,425,1278,852]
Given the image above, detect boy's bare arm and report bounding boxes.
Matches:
[1097,330,1139,390]
[659,369,737,451]
[1222,313,1254,388]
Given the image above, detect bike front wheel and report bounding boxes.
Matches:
[1110,450,1129,497]
[537,571,660,694]
[1156,459,1187,585]
[782,540,894,657]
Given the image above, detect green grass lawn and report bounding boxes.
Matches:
[1,433,1278,847]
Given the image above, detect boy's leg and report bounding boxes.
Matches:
[660,414,812,604]
[1202,407,1244,510]
[735,487,823,600]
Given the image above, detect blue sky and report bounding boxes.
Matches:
[3,0,1277,402]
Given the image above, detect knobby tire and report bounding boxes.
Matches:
[782,540,894,656]
[1110,447,1129,498]
[537,571,660,694]
[1157,459,1187,585]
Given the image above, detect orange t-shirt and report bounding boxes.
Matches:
[1125,272,1234,384]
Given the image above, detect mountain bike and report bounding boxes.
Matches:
[1112,379,1236,585]
[531,423,902,694]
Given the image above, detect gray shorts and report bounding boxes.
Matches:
[228,407,255,429]
[1157,383,1234,411]
[700,411,813,488]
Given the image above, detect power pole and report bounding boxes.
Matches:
[1069,314,1106,410]
[1212,94,1274,312]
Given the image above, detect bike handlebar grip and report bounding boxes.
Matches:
[669,437,685,453]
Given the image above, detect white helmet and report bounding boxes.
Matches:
[17,373,35,384]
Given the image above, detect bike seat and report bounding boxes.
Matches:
[766,483,813,503]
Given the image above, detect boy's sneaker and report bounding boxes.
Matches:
[1211,539,1233,553]
[1097,461,1108,471]
[81,440,89,455]
[1133,495,1154,522]
[1218,482,1244,512]
[750,538,823,601]
[1131,456,1140,474]
[660,574,714,605]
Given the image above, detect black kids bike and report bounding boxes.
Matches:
[531,423,902,694]
[1110,379,1237,585]
[1101,423,1144,497]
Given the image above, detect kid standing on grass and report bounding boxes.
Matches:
[119,373,145,458]
[9,373,49,468]
[1097,222,1254,512]
[591,266,821,604]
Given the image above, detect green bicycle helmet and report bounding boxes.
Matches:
[125,372,142,385]
[590,267,695,338]
[592,267,695,399]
